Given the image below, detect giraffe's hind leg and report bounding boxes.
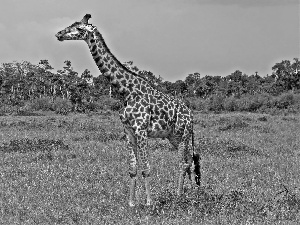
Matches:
[168,133,193,195]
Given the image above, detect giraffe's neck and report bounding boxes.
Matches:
[85,28,151,98]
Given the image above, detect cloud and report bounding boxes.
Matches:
[198,0,298,7]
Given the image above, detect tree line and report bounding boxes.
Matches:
[0,58,299,112]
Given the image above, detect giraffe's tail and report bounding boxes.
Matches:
[192,118,201,186]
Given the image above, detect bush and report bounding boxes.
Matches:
[275,92,295,109]
[0,104,24,115]
[207,94,225,112]
[185,97,207,111]
[233,97,246,111]
[185,98,197,110]
[96,96,119,110]
[52,97,72,115]
[111,101,123,111]
[78,101,103,112]
[223,96,237,112]
[254,93,273,109]
[230,93,272,112]
[27,97,53,111]
[85,101,100,111]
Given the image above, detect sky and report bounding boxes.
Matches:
[0,0,298,82]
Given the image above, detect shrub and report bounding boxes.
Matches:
[233,94,266,112]
[186,97,207,111]
[208,94,225,112]
[254,93,273,108]
[0,104,22,115]
[185,98,197,110]
[85,101,98,111]
[111,101,123,111]
[234,96,253,111]
[82,101,102,112]
[97,96,119,110]
[223,96,237,112]
[27,97,53,111]
[275,92,295,109]
[52,97,72,115]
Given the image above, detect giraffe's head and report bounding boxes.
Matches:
[55,14,95,42]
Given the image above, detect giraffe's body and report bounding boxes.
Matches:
[55,14,200,206]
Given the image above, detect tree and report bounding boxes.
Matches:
[225,70,248,96]
[56,60,80,99]
[185,72,200,96]
[81,69,93,83]
[272,59,300,93]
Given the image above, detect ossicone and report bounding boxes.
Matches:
[81,14,92,24]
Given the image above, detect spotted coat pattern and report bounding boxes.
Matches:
[55,14,200,206]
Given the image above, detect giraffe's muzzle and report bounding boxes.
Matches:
[55,32,65,42]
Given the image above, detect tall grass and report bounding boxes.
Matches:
[1,112,300,224]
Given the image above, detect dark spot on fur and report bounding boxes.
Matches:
[135,103,141,108]
[141,85,147,93]
[91,45,97,52]
[102,67,109,73]
[128,83,134,92]
[150,95,156,104]
[111,67,117,73]
[136,119,143,126]
[94,56,100,63]
[98,61,104,68]
[116,73,123,79]
[135,95,141,102]
[121,79,127,86]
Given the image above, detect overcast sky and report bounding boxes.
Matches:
[0,0,298,82]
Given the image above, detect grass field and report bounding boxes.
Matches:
[1,111,300,224]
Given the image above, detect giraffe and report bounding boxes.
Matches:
[55,14,201,206]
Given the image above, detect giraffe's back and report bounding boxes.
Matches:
[120,89,192,140]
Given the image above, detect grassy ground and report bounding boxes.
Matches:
[1,110,300,224]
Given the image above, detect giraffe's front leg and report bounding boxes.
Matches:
[128,148,137,207]
[125,128,137,207]
[136,131,152,206]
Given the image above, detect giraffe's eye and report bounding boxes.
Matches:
[77,28,84,32]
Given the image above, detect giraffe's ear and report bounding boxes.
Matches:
[81,14,92,24]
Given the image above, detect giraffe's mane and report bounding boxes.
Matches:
[92,27,153,84]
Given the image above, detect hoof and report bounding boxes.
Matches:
[146,199,152,206]
[195,175,201,186]
[129,201,135,207]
